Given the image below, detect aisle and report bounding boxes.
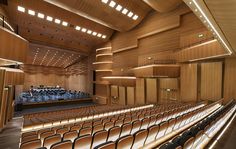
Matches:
[0,117,23,149]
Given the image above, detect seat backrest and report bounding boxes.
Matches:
[165,118,176,135]
[92,130,108,148]
[79,127,92,137]
[115,119,123,127]
[43,134,61,149]
[145,125,159,145]
[141,117,150,129]
[149,116,156,127]
[132,129,148,149]
[104,121,114,131]
[56,128,69,137]
[155,114,163,125]
[20,139,41,149]
[38,128,51,137]
[73,135,92,149]
[22,131,37,138]
[40,131,55,142]
[63,130,78,142]
[94,141,115,149]
[50,140,72,149]
[93,124,104,134]
[51,126,63,133]
[107,126,121,141]
[120,123,132,137]
[156,121,168,139]
[116,135,134,149]
[70,125,81,132]
[131,120,141,134]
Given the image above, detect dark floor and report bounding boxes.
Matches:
[14,102,96,117]
[0,117,22,149]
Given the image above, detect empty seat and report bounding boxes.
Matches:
[173,116,182,130]
[92,130,108,148]
[155,114,163,125]
[50,140,72,149]
[120,123,132,137]
[141,118,150,129]
[94,141,116,149]
[73,135,92,149]
[43,134,61,149]
[192,130,203,148]
[107,126,121,142]
[20,139,41,149]
[149,116,156,127]
[70,125,81,132]
[145,125,159,145]
[63,130,78,142]
[156,121,168,139]
[165,118,176,135]
[132,129,148,149]
[115,119,123,127]
[79,127,92,137]
[93,124,104,134]
[116,135,134,149]
[56,128,69,137]
[104,122,114,131]
[22,131,37,138]
[38,128,51,137]
[40,131,55,142]
[131,120,141,134]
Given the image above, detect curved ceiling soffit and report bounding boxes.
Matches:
[43,0,152,32]
[143,0,183,13]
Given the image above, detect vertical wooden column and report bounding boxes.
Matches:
[127,87,135,105]
[146,78,158,104]
[136,78,145,105]
[118,86,126,105]
[106,84,111,105]
[0,69,6,130]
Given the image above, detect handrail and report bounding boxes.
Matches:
[0,13,17,33]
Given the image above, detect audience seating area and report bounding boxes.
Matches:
[159,100,236,149]
[19,102,213,149]
[17,86,90,105]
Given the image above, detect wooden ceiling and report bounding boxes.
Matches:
[3,0,114,54]
[43,0,152,32]
[204,0,236,53]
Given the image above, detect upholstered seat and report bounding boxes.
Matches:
[92,130,108,148]
[63,130,78,142]
[43,134,61,149]
[50,140,72,149]
[20,139,41,149]
[131,129,148,149]
[116,135,134,149]
[107,126,121,141]
[73,135,92,149]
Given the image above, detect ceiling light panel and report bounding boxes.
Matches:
[37,13,44,19]
[101,1,139,20]
[46,16,53,21]
[62,21,68,26]
[17,6,25,12]
[28,10,35,16]
[54,19,61,24]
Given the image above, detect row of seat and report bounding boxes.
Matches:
[23,104,151,130]
[159,100,235,149]
[20,103,206,149]
[21,103,195,144]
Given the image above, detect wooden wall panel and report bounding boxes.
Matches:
[159,78,179,89]
[127,87,135,105]
[0,27,29,63]
[136,78,145,105]
[118,86,126,105]
[146,78,158,104]
[65,75,88,92]
[200,62,222,101]
[224,58,236,103]
[180,64,198,102]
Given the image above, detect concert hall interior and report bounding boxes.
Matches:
[0,0,236,149]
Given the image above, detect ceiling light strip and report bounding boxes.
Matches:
[191,0,232,55]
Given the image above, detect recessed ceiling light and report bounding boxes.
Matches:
[122,8,128,15]
[82,28,87,32]
[101,0,109,4]
[55,19,61,24]
[97,33,102,37]
[127,12,133,17]
[75,26,81,30]
[28,10,35,16]
[189,1,192,5]
[62,21,68,26]
[148,57,152,60]
[132,15,138,20]
[92,32,97,36]
[195,9,198,12]
[17,6,25,12]
[198,34,204,38]
[102,35,106,39]
[109,1,116,8]
[46,16,53,21]
[37,13,44,19]
[116,5,122,11]
[87,30,92,34]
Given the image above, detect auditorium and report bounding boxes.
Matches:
[0,0,236,148]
